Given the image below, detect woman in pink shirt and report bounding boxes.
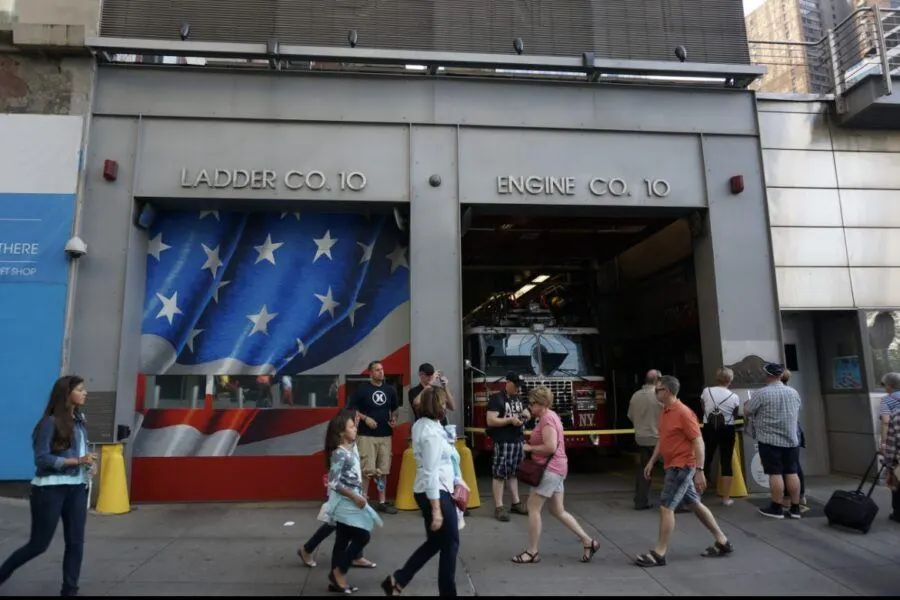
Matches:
[512,386,601,564]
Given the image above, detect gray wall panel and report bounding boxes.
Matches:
[758,111,832,151]
[762,149,838,188]
[92,68,761,137]
[408,126,462,430]
[767,188,843,227]
[99,0,751,64]
[69,117,138,393]
[840,190,900,228]
[775,267,854,308]
[697,135,781,365]
[834,152,900,190]
[845,229,900,267]
[770,228,848,267]
[849,268,900,308]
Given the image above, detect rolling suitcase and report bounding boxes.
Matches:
[824,453,885,534]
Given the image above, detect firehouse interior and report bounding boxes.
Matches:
[460,205,706,470]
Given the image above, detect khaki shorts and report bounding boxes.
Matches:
[357,435,392,477]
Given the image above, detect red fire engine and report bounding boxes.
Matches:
[463,298,611,455]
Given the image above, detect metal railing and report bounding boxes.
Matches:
[748,5,896,111]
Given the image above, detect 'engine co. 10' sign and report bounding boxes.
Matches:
[180,168,368,192]
[496,175,670,198]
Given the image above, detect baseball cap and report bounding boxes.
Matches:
[506,371,523,387]
[764,362,785,378]
[418,363,435,376]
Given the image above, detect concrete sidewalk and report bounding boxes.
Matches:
[1,473,899,596]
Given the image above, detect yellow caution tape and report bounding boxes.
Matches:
[464,419,744,437]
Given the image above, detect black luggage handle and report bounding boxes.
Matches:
[856,452,887,498]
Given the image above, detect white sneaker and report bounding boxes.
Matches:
[722,498,734,507]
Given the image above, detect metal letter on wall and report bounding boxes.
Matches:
[460,129,706,208]
[136,120,410,202]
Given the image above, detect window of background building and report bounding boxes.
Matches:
[142,374,342,409]
[867,310,900,392]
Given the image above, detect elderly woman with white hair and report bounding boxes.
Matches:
[699,367,741,507]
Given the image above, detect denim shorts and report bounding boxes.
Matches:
[660,466,701,510]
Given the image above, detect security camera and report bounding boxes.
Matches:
[65,236,88,259]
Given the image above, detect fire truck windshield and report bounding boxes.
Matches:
[477,332,601,377]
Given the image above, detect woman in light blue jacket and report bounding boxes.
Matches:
[382,386,463,597]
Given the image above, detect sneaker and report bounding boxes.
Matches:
[376,502,398,515]
[722,499,734,507]
[509,501,529,515]
[495,506,510,522]
[759,503,786,519]
[788,505,802,519]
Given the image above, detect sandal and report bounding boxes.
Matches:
[634,550,667,567]
[380,574,403,596]
[581,540,600,563]
[701,540,734,558]
[298,547,317,568]
[511,550,541,564]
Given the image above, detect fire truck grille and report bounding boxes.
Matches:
[522,378,574,413]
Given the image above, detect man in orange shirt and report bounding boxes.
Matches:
[634,375,734,567]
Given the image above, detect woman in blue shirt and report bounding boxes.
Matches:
[0,376,95,597]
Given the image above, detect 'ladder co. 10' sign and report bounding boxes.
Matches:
[180,169,368,192]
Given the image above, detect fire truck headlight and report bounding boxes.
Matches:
[590,435,599,446]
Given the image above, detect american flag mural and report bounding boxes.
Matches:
[134,209,411,458]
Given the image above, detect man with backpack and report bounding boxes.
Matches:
[700,367,742,507]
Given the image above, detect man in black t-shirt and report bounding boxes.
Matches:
[486,371,531,521]
[409,362,456,425]
[348,360,399,514]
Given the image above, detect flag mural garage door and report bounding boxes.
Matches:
[132,209,411,502]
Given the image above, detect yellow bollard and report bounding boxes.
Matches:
[394,445,418,511]
[455,439,480,509]
[95,444,131,515]
[717,434,749,499]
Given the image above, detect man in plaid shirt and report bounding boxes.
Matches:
[744,362,802,520]
[882,406,900,524]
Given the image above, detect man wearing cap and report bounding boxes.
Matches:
[744,362,803,519]
[409,362,455,425]
[486,371,531,521]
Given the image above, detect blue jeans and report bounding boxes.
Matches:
[0,484,87,596]
[394,491,459,597]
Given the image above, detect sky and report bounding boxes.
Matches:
[744,0,767,14]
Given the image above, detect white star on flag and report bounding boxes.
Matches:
[348,302,366,327]
[296,338,309,357]
[254,234,284,265]
[199,210,220,221]
[314,286,340,318]
[386,244,409,273]
[357,241,374,264]
[201,244,224,277]
[247,305,278,336]
[147,233,171,261]
[281,212,301,220]
[313,230,338,262]
[186,329,204,353]
[155,291,183,325]
[213,280,230,303]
